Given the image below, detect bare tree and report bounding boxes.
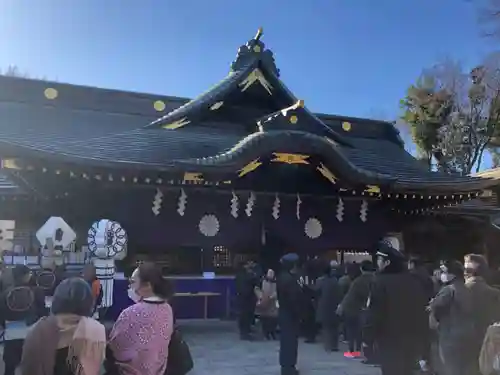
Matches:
[476,0,500,37]
[400,54,500,174]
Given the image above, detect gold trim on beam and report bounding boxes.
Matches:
[1,159,22,170]
[239,68,273,95]
[183,172,204,183]
[162,117,191,129]
[238,159,262,177]
[316,163,337,184]
[271,153,310,165]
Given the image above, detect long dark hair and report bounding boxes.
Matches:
[137,262,173,300]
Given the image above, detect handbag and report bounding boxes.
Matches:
[165,329,194,375]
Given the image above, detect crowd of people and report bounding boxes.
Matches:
[235,242,500,375]
[1,241,500,375]
[0,261,175,375]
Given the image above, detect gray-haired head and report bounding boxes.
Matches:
[51,277,93,317]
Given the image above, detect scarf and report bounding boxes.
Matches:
[20,314,106,375]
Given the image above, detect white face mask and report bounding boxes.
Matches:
[127,287,140,303]
[127,268,141,303]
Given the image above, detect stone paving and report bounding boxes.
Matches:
[181,321,380,375]
[0,320,381,375]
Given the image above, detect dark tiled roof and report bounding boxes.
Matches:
[0,101,154,146]
[343,138,474,186]
[148,67,255,128]
[0,98,495,192]
[36,127,240,167]
[0,27,494,195]
[0,75,400,143]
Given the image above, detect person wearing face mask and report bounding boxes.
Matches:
[429,260,477,375]
[256,268,278,340]
[107,262,174,375]
[363,241,428,375]
[462,254,500,375]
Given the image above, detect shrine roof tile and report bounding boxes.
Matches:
[0,122,494,192]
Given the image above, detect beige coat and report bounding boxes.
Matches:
[256,279,278,317]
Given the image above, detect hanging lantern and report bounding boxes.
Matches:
[360,200,368,222]
[272,194,280,220]
[230,191,239,218]
[152,189,164,216]
[177,189,187,216]
[336,198,344,222]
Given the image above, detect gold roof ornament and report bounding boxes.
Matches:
[271,153,310,165]
[1,159,22,170]
[183,172,203,183]
[239,69,273,95]
[316,163,337,184]
[342,121,352,132]
[153,100,166,112]
[254,27,264,41]
[162,117,191,129]
[365,185,380,194]
[238,159,262,177]
[44,87,58,100]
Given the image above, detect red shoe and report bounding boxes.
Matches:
[351,351,362,358]
[344,352,354,358]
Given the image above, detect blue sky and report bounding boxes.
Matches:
[0,0,496,168]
